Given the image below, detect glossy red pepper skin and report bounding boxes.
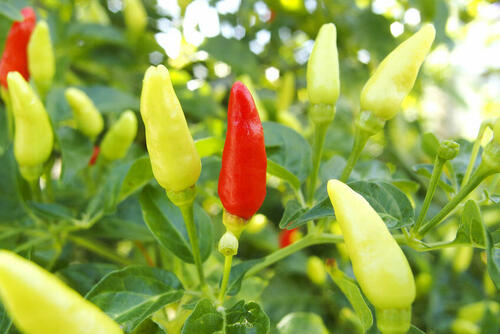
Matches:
[89,146,100,166]
[279,228,299,248]
[0,7,36,88]
[218,82,267,220]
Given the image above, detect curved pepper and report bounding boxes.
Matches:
[28,20,55,97]
[218,82,267,223]
[100,110,138,161]
[65,87,104,139]
[123,0,147,37]
[0,250,123,334]
[327,179,415,334]
[306,23,340,105]
[140,65,201,192]
[0,7,36,88]
[360,24,435,121]
[8,72,53,181]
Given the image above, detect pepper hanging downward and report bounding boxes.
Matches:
[327,180,415,334]
[0,7,36,88]
[0,250,123,334]
[218,82,267,236]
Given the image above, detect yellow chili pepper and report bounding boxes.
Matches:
[0,250,123,334]
[327,179,415,334]
[8,71,53,181]
[28,20,55,97]
[307,23,340,106]
[306,256,326,285]
[123,0,148,37]
[360,24,435,121]
[140,65,201,192]
[65,87,104,139]
[100,110,138,161]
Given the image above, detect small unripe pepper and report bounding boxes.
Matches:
[28,20,55,97]
[360,24,435,121]
[327,179,416,334]
[0,7,36,88]
[218,82,267,235]
[306,256,326,285]
[0,250,123,334]
[123,0,148,37]
[140,65,201,192]
[218,231,239,256]
[65,87,104,139]
[307,23,340,105]
[8,71,53,181]
[75,0,111,25]
[279,228,302,248]
[100,110,138,161]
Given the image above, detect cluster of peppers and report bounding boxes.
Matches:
[1,4,498,334]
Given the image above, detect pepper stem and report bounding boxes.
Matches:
[167,187,206,288]
[218,254,233,303]
[461,121,489,187]
[340,126,371,182]
[412,157,445,234]
[417,162,494,237]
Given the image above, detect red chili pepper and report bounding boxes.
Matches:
[88,146,100,166]
[218,82,267,220]
[0,7,36,88]
[279,228,300,248]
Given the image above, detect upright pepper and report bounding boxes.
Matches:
[8,72,53,181]
[123,0,147,37]
[140,65,201,193]
[218,82,267,236]
[327,180,415,334]
[100,110,138,161]
[28,20,55,97]
[360,24,435,122]
[0,7,36,88]
[0,250,123,334]
[65,87,104,140]
[306,23,340,106]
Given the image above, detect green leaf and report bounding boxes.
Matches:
[287,181,414,229]
[486,223,500,290]
[421,132,440,159]
[225,300,270,334]
[86,266,184,333]
[455,200,487,247]
[181,299,223,334]
[263,122,312,182]
[0,302,12,334]
[68,24,127,46]
[408,325,426,333]
[227,259,263,296]
[267,159,301,191]
[277,312,329,334]
[139,185,213,263]
[0,3,23,21]
[326,266,373,332]
[83,86,140,114]
[279,200,307,229]
[131,318,166,334]
[0,146,26,222]
[58,262,119,296]
[117,156,154,202]
[195,137,224,158]
[27,202,76,223]
[57,127,93,182]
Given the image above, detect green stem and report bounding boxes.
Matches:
[462,123,487,187]
[417,163,494,237]
[179,201,206,288]
[412,157,445,234]
[218,254,233,303]
[68,235,134,266]
[43,163,54,202]
[306,121,329,205]
[246,233,343,277]
[29,179,42,202]
[340,127,370,182]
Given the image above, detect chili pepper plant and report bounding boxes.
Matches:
[0,1,499,334]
